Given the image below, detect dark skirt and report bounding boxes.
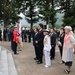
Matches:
[62,61,73,67]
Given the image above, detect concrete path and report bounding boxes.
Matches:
[0,42,75,75]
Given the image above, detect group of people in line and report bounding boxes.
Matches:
[33,24,75,74]
[0,23,75,74]
[2,27,34,43]
[21,27,34,43]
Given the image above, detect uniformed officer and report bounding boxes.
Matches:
[44,30,51,67]
[13,25,20,54]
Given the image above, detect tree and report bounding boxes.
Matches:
[62,0,75,31]
[0,0,23,27]
[38,0,57,28]
[25,0,39,29]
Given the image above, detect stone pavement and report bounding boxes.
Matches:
[0,42,75,75]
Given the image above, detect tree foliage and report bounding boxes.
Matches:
[25,0,39,28]
[60,0,75,29]
[0,0,23,27]
[0,0,75,28]
[38,0,57,28]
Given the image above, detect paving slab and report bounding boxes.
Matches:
[0,42,75,75]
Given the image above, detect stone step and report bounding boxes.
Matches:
[7,53,18,75]
[1,50,9,75]
[0,46,1,75]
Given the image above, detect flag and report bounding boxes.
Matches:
[17,22,21,35]
[16,22,23,47]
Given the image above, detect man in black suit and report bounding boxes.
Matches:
[50,28,57,60]
[24,28,27,42]
[28,28,32,43]
[35,24,44,64]
[33,28,39,61]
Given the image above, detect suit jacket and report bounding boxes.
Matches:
[10,30,13,41]
[50,33,57,46]
[33,33,39,46]
[37,30,44,46]
[59,34,65,46]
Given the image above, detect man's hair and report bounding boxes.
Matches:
[36,28,39,32]
[51,28,55,31]
[39,23,43,28]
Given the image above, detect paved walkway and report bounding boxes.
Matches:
[0,42,75,75]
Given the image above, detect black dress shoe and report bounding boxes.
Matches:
[51,58,55,60]
[14,53,19,55]
[37,62,42,64]
[34,58,37,60]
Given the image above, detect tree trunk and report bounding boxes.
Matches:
[4,20,9,27]
[51,0,55,28]
[46,0,50,25]
[46,18,49,25]
[31,20,33,29]
[30,13,33,29]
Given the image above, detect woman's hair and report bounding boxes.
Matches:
[61,28,65,33]
[35,28,39,32]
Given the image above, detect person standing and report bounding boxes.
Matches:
[50,28,57,60]
[58,28,65,63]
[44,30,51,68]
[10,26,14,51]
[35,24,44,64]
[24,27,27,42]
[31,28,35,41]
[62,26,75,74]
[0,29,2,41]
[13,26,20,54]
[3,28,7,41]
[22,27,25,42]
[33,28,39,61]
[28,28,32,43]
[7,28,11,41]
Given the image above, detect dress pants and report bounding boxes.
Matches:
[11,40,14,51]
[59,46,63,58]
[13,42,17,54]
[38,46,43,63]
[28,36,31,43]
[50,46,56,59]
[34,46,38,59]
[44,50,51,66]
[24,36,27,42]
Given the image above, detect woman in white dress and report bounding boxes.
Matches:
[43,30,51,68]
[62,26,75,74]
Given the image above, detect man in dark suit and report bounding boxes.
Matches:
[50,28,57,60]
[28,28,32,43]
[35,24,44,64]
[33,28,39,61]
[24,28,27,42]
